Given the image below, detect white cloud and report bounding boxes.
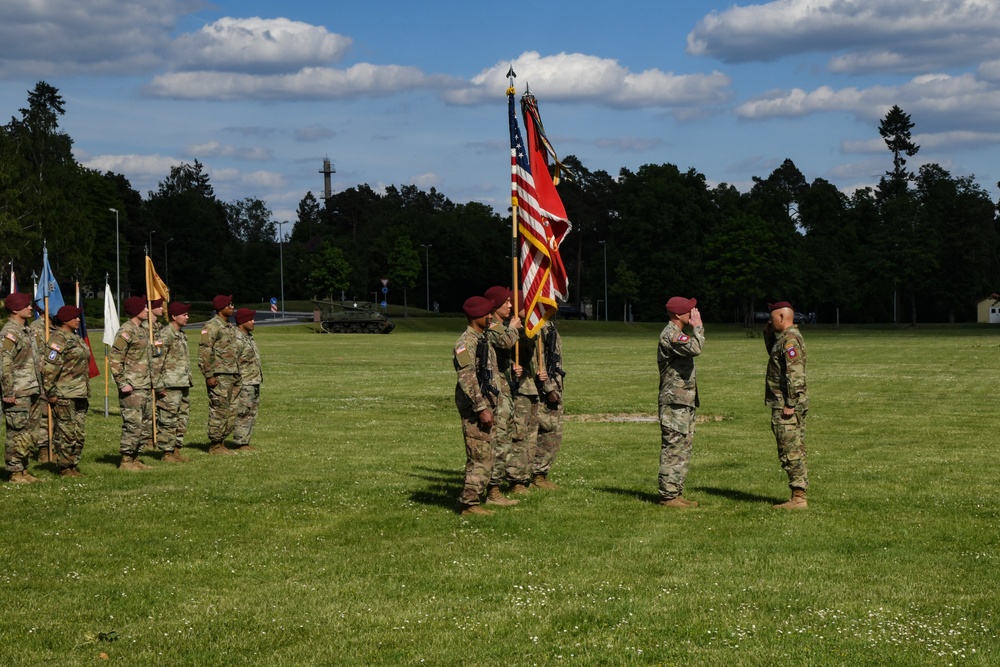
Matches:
[445,51,731,109]
[410,172,441,189]
[80,153,182,180]
[843,130,1000,154]
[186,141,272,161]
[172,17,352,74]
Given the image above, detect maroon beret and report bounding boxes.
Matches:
[235,308,256,325]
[55,305,82,323]
[768,301,793,311]
[484,286,512,310]
[666,296,697,316]
[150,298,164,309]
[168,302,191,318]
[463,296,493,319]
[4,292,31,312]
[211,294,233,310]
[124,296,147,317]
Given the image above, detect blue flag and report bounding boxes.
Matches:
[34,244,65,315]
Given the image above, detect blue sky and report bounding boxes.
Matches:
[3,0,1000,225]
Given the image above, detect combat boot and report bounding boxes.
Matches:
[173,447,191,462]
[531,473,560,490]
[774,489,808,510]
[60,467,84,478]
[9,470,39,484]
[133,457,153,470]
[460,504,494,516]
[485,485,519,507]
[161,450,184,463]
[119,455,144,471]
[658,497,693,508]
[209,442,234,456]
[36,446,51,462]
[510,482,531,495]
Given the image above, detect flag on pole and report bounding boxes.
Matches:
[144,255,169,306]
[75,283,101,379]
[8,261,16,295]
[34,244,65,314]
[103,280,120,346]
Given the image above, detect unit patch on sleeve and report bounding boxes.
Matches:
[786,345,798,359]
[673,334,690,343]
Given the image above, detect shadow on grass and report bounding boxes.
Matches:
[409,467,463,511]
[692,486,782,505]
[597,486,661,505]
[95,453,122,467]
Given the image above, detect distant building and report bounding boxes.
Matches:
[976,294,1000,323]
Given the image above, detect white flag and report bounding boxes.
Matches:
[103,283,120,346]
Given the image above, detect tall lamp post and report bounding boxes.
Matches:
[419,243,432,311]
[276,221,288,318]
[148,230,156,258]
[599,240,608,321]
[108,208,120,316]
[164,238,174,286]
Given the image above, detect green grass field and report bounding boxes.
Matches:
[1,320,997,666]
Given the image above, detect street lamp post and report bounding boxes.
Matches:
[599,240,608,322]
[419,243,432,311]
[276,221,288,318]
[108,208,120,316]
[149,230,156,257]
[164,238,174,286]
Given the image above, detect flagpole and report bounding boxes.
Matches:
[104,273,110,418]
[145,254,159,453]
[508,68,521,366]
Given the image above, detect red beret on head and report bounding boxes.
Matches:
[55,305,82,323]
[235,308,256,325]
[212,295,233,310]
[150,298,164,309]
[168,302,191,318]
[4,292,31,312]
[768,301,793,311]
[463,296,493,319]
[124,296,147,317]
[484,286,512,310]
[666,296,697,316]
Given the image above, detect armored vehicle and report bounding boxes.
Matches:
[312,299,395,334]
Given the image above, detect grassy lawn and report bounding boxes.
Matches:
[1,320,997,665]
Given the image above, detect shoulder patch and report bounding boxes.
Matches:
[119,330,131,342]
[455,343,473,368]
[201,329,208,335]
[48,348,59,361]
[673,333,690,343]
[49,342,62,352]
[5,332,17,343]
[785,345,798,359]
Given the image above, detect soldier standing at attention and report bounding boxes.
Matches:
[533,318,565,490]
[454,296,500,516]
[657,296,704,508]
[508,304,549,495]
[156,302,194,462]
[764,301,809,510]
[42,306,90,477]
[29,304,52,461]
[483,286,521,507]
[232,308,262,453]
[2,293,44,483]
[199,295,241,456]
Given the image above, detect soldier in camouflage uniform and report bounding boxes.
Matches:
[657,297,704,508]
[507,311,549,495]
[1,293,44,483]
[454,296,499,516]
[42,306,90,477]
[232,308,262,453]
[764,301,809,510]
[483,286,521,507]
[28,306,52,461]
[533,318,565,490]
[109,296,164,471]
[198,294,241,456]
[156,302,194,462]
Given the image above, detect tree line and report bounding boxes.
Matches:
[2,83,997,322]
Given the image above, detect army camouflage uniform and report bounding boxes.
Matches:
[156,322,193,453]
[657,319,704,501]
[232,327,262,447]
[487,319,517,487]
[765,324,809,491]
[42,327,91,471]
[454,326,498,507]
[29,316,51,455]
[1,317,43,472]
[109,319,164,457]
[507,330,541,485]
[534,321,564,478]
[198,314,242,445]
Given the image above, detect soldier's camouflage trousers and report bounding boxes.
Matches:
[533,396,563,476]
[52,397,88,469]
[233,384,260,446]
[4,394,41,472]
[119,389,152,456]
[34,401,50,453]
[459,406,495,506]
[157,387,190,452]
[489,390,514,486]
[506,394,539,484]
[771,407,808,491]
[207,374,241,443]
[658,403,695,500]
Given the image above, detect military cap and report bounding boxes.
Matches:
[150,298,164,309]
[55,305,82,323]
[211,294,233,310]
[768,301,793,311]
[5,292,31,312]
[484,286,512,310]
[463,296,493,319]
[168,302,191,317]
[124,296,147,317]
[666,296,697,315]
[235,308,256,325]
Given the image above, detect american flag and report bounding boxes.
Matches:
[509,89,571,337]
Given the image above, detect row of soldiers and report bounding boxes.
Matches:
[453,287,565,516]
[1,292,263,482]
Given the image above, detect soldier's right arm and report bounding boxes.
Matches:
[108,329,131,389]
[198,320,216,378]
[1,329,16,399]
[455,337,488,412]
[489,321,518,349]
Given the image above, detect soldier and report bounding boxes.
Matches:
[533,318,565,490]
[1,293,44,483]
[42,305,90,477]
[198,294,241,455]
[29,304,52,461]
[507,300,549,495]
[454,296,499,516]
[657,296,704,508]
[156,302,194,462]
[764,301,809,510]
[232,308,262,453]
[482,285,521,507]
[109,296,163,471]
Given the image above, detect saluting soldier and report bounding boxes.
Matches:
[532,318,564,490]
[42,305,90,477]
[232,308,262,453]
[482,285,521,507]
[764,301,810,510]
[198,295,241,455]
[156,302,194,462]
[1,293,44,483]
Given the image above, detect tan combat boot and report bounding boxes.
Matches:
[173,448,191,462]
[531,473,560,490]
[658,497,694,508]
[119,455,140,471]
[510,482,531,495]
[9,470,37,484]
[485,485,519,507]
[774,489,808,510]
[60,467,84,478]
[133,456,153,470]
[460,504,494,516]
[209,442,234,456]
[161,450,184,463]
